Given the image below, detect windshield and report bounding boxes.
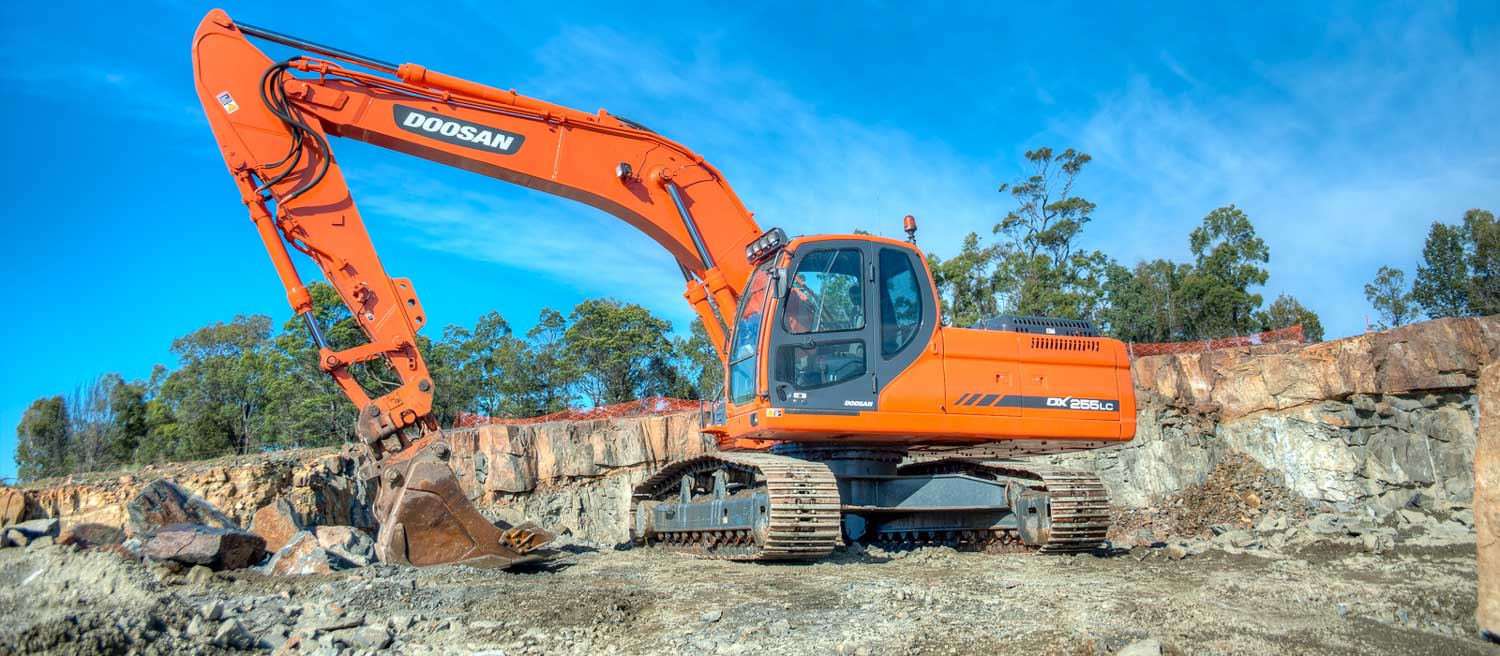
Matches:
[783,248,864,334]
[728,262,774,405]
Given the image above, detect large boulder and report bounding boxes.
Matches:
[141,524,266,570]
[127,479,237,538]
[59,523,126,548]
[1,518,59,548]
[250,498,303,553]
[266,530,357,576]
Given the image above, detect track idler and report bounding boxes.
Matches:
[369,437,553,568]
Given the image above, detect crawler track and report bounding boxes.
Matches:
[894,459,1112,553]
[630,453,842,561]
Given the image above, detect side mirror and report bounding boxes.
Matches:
[773,266,791,299]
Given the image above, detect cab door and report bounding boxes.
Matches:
[766,241,878,413]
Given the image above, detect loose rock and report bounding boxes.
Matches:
[186,564,215,585]
[212,619,257,649]
[1117,638,1164,656]
[351,624,392,649]
[267,531,356,576]
[8,518,60,542]
[59,523,126,548]
[313,525,376,567]
[250,498,303,553]
[141,524,266,570]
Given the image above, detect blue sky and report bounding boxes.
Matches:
[2,2,1497,480]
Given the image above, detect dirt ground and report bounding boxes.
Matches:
[0,532,1487,656]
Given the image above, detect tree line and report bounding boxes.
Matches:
[14,288,719,481]
[1363,209,1498,329]
[926,148,1325,343]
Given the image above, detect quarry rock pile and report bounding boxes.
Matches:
[0,514,1486,655]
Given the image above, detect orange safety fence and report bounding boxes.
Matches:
[1126,324,1304,359]
[454,396,703,428]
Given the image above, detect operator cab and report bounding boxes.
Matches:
[725,231,938,417]
[715,227,1135,453]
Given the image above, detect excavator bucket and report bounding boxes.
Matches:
[370,440,554,568]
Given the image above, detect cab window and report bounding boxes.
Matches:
[879,249,922,356]
[783,249,864,334]
[728,263,773,405]
[776,340,866,390]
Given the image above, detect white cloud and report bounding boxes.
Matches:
[511,28,1008,248]
[1050,7,1500,338]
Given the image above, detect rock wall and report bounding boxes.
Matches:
[1049,316,1498,518]
[444,411,714,543]
[0,413,710,546]
[1478,360,1499,637]
[2,450,373,536]
[2,316,1491,547]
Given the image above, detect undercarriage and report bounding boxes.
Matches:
[630,444,1111,560]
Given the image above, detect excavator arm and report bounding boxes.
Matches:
[190,10,766,567]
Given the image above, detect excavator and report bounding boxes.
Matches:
[191,9,1136,568]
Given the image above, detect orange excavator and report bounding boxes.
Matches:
[191,10,1135,567]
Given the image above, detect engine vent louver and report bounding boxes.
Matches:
[1030,336,1101,352]
[970,314,1099,337]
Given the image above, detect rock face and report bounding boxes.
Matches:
[444,411,713,543]
[1049,316,1498,518]
[10,450,374,540]
[0,488,25,526]
[1,414,708,548]
[141,524,266,570]
[1478,360,1499,638]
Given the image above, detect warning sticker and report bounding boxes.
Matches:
[215,91,240,114]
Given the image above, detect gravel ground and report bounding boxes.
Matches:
[0,527,1488,656]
